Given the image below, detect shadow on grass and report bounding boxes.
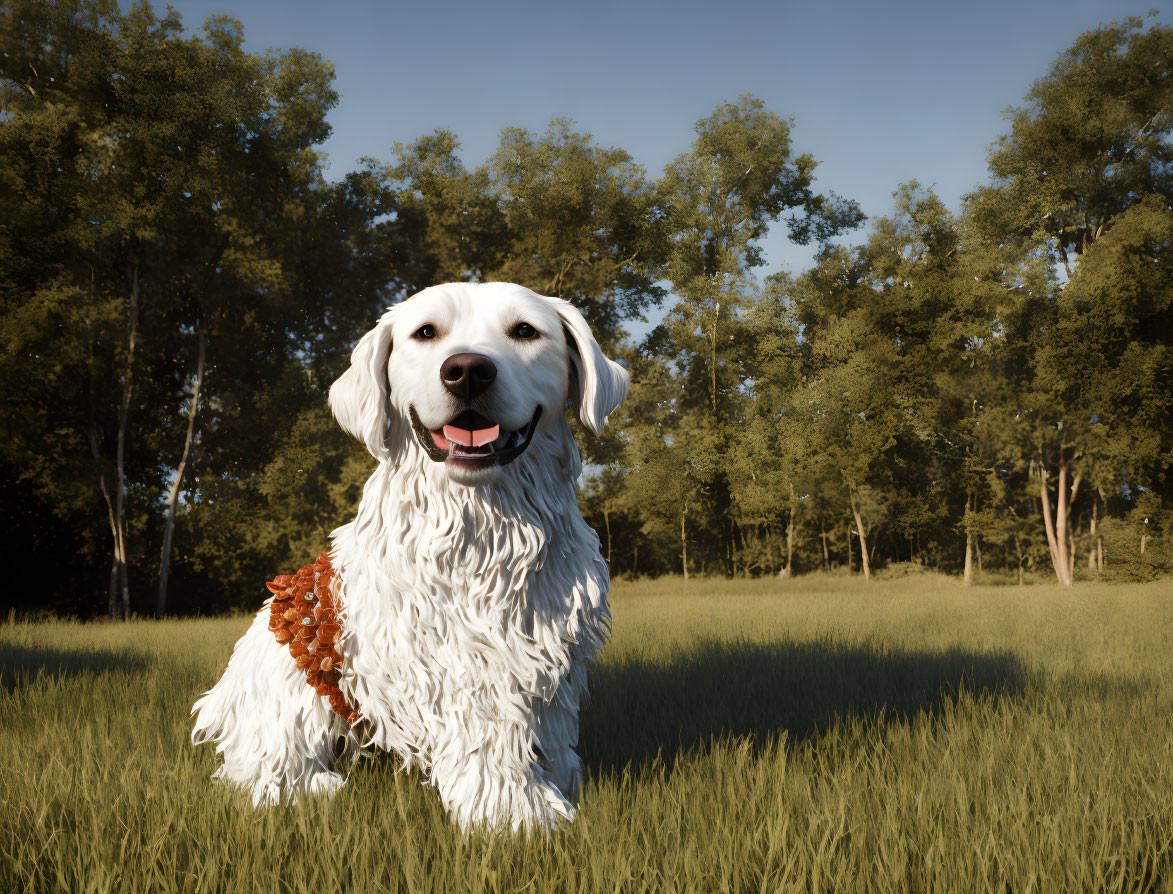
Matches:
[0,644,149,690]
[580,638,1028,775]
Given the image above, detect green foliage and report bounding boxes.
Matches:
[367,130,507,296]
[175,405,371,614]
[630,95,865,576]
[370,118,665,352]
[971,15,1173,271]
[947,14,1173,585]
[1098,498,1173,582]
[0,1,383,615]
[488,119,666,346]
[2,6,1172,609]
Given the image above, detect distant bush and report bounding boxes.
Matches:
[876,562,948,580]
[1098,517,1172,582]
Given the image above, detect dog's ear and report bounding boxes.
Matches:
[549,297,630,434]
[329,315,396,459]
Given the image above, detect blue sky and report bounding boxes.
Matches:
[162,0,1161,280]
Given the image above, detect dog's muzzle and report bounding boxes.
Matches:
[410,405,542,469]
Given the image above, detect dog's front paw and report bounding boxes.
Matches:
[534,781,576,829]
[503,777,577,833]
[229,771,343,807]
[307,771,346,798]
[250,780,284,808]
[438,769,576,833]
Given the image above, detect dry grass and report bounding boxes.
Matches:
[3,575,1173,892]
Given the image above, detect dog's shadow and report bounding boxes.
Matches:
[0,643,149,690]
[580,638,1028,775]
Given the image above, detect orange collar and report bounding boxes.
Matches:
[266,553,361,725]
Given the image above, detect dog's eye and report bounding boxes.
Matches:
[510,322,538,340]
[414,324,437,340]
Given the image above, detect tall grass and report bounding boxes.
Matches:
[3,576,1172,892]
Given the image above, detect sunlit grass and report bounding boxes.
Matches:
[3,576,1172,891]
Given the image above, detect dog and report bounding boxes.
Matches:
[191,282,628,831]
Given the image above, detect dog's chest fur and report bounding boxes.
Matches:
[330,436,610,768]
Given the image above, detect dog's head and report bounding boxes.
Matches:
[328,282,629,485]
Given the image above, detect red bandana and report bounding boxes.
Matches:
[266,552,361,725]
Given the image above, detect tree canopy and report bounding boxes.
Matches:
[2,5,1170,616]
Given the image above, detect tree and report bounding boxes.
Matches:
[488,119,665,351]
[146,16,348,616]
[964,15,1173,585]
[727,277,808,577]
[372,119,666,356]
[624,420,708,580]
[653,95,864,573]
[967,15,1173,278]
[0,1,382,615]
[366,130,507,296]
[2,0,192,617]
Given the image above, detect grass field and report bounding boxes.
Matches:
[3,575,1173,892]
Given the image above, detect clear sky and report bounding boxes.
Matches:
[160,0,1162,281]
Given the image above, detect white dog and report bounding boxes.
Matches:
[191,282,628,831]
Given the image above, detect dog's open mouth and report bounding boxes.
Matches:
[409,406,542,468]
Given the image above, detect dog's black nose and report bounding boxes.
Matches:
[440,353,497,401]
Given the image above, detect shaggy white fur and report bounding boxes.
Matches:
[191,283,629,831]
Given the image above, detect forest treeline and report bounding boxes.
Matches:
[1,1,1170,617]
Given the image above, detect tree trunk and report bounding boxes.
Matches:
[847,521,853,571]
[1039,467,1062,581]
[157,325,207,618]
[87,417,121,617]
[602,503,612,567]
[1061,469,1079,584]
[820,521,829,571]
[784,512,795,579]
[963,493,974,587]
[1087,493,1098,571]
[728,515,739,578]
[108,259,140,619]
[1096,489,1105,569]
[680,505,689,581]
[710,301,720,419]
[84,283,124,619]
[849,489,871,582]
[781,483,796,579]
[1038,463,1077,586]
[118,557,130,618]
[107,555,119,613]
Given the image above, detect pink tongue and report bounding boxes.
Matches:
[442,424,500,448]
